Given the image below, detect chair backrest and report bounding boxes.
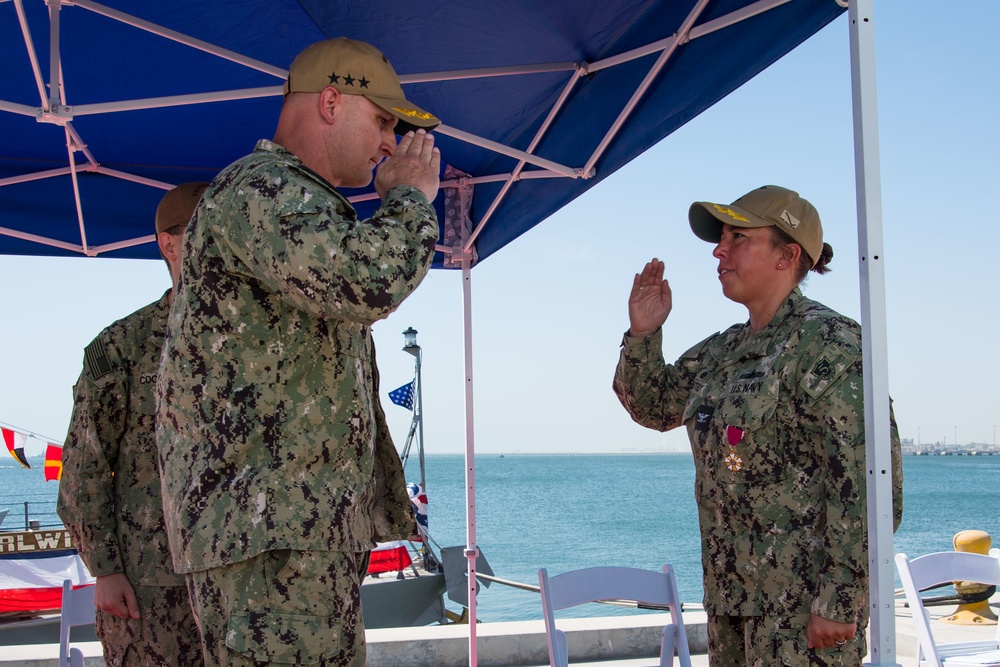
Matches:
[895,548,1000,667]
[58,579,96,667]
[538,565,692,667]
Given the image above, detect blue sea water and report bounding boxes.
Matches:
[2,453,998,623]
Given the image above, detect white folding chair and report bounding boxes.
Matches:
[895,548,1000,667]
[538,565,692,667]
[58,579,96,667]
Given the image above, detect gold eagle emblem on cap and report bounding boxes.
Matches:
[711,204,749,223]
[392,107,436,120]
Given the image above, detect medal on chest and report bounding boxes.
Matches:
[724,424,744,472]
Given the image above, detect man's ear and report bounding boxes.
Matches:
[157,230,181,264]
[319,86,342,124]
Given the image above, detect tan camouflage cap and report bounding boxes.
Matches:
[283,37,440,135]
[688,185,823,267]
[155,182,209,235]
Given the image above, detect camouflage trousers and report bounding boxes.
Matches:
[185,550,366,667]
[707,613,866,667]
[96,583,202,667]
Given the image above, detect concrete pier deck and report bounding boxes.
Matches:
[2,597,997,666]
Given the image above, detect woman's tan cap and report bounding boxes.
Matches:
[688,185,823,267]
[283,37,440,134]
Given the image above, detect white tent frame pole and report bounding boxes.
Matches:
[0,225,84,253]
[46,0,61,110]
[686,0,794,42]
[91,167,173,190]
[0,167,74,186]
[460,240,480,665]
[66,123,98,167]
[73,0,286,78]
[583,0,710,177]
[0,99,37,117]
[89,235,157,255]
[70,88,283,115]
[13,0,48,106]
[401,62,578,84]
[0,220,156,255]
[64,125,90,254]
[45,0,92,255]
[848,1,898,665]
[466,66,587,250]
[434,124,586,179]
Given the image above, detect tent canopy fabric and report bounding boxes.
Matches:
[1,0,844,266]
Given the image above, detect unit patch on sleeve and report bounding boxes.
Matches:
[800,344,853,400]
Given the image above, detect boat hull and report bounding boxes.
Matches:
[361,571,447,628]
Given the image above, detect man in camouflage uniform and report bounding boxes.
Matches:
[156,38,439,667]
[58,183,208,666]
[614,186,903,666]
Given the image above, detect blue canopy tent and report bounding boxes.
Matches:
[1,0,849,264]
[0,1,898,664]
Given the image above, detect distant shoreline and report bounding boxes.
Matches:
[902,446,999,456]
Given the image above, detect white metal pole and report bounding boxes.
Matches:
[847,1,899,665]
[461,258,479,665]
[46,0,61,111]
[415,347,426,494]
[459,175,479,663]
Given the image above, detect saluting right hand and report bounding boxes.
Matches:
[374,129,441,203]
[628,259,672,338]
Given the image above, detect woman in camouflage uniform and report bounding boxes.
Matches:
[613,185,902,667]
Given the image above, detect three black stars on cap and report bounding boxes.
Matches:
[328,72,370,88]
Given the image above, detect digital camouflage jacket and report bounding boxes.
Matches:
[157,140,433,573]
[614,288,903,623]
[58,292,183,585]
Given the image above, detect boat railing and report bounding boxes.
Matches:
[0,495,61,532]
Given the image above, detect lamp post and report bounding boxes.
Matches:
[402,327,425,493]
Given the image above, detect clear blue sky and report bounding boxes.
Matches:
[2,0,998,456]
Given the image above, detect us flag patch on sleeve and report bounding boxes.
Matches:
[83,338,113,380]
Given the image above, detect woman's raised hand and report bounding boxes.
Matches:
[628,258,672,338]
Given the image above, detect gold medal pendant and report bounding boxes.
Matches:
[725,424,745,473]
[724,447,743,472]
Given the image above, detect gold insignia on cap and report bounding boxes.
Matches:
[392,107,436,120]
[712,204,749,223]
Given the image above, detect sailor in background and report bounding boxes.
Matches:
[58,183,207,666]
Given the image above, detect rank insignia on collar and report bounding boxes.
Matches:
[694,405,714,432]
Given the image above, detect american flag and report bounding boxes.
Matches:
[388,380,415,410]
